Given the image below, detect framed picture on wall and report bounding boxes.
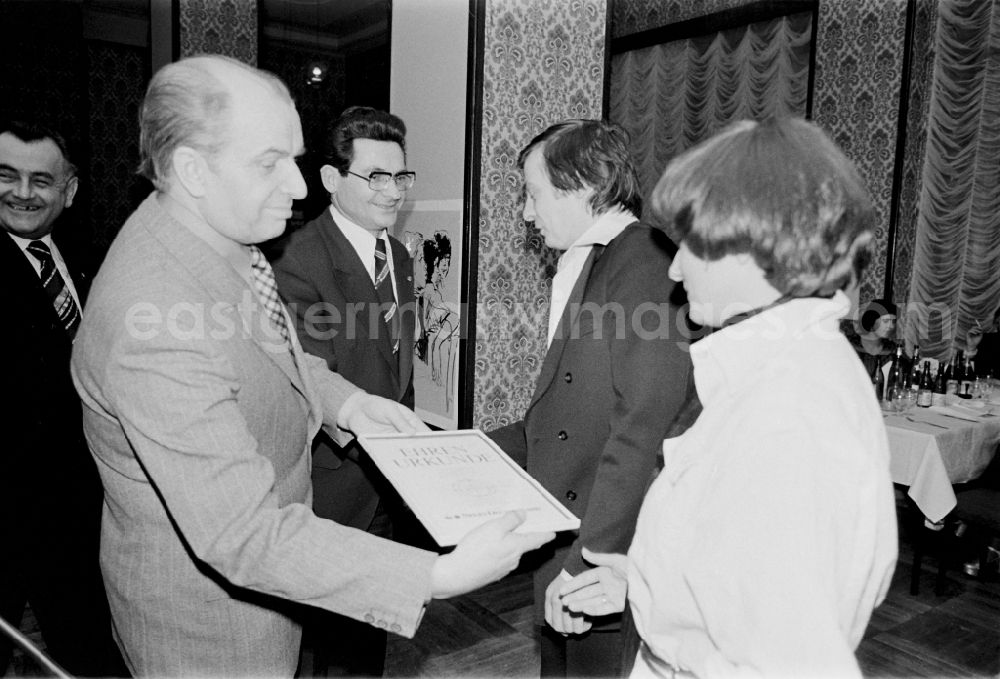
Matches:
[395,199,463,430]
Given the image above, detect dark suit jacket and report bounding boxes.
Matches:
[0,230,101,547]
[491,222,694,624]
[271,208,416,530]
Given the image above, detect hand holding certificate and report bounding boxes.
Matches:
[357,429,581,547]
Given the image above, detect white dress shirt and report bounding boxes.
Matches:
[547,207,637,347]
[8,231,82,307]
[329,205,399,301]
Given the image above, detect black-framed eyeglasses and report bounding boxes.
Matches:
[346,170,416,191]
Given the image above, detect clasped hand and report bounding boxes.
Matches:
[545,547,628,635]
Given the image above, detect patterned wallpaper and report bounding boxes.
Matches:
[812,0,908,304]
[87,42,150,256]
[179,0,257,65]
[472,0,608,429]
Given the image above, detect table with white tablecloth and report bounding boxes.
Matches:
[884,403,1000,523]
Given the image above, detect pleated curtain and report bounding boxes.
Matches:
[609,12,813,215]
[905,0,1000,360]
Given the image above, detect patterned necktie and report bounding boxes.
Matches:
[249,245,292,347]
[374,238,400,354]
[27,240,81,339]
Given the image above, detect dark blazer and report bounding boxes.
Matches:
[271,208,416,530]
[0,229,124,676]
[0,229,98,543]
[491,222,694,624]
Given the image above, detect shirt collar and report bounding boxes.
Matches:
[691,291,852,405]
[7,231,54,252]
[329,204,386,245]
[565,206,637,251]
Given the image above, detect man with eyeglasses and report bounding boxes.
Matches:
[0,120,127,676]
[270,105,421,677]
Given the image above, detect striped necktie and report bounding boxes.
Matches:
[27,240,81,339]
[249,245,292,347]
[374,238,400,354]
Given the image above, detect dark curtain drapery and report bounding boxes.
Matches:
[609,11,813,210]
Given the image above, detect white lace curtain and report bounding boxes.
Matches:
[905,0,1000,360]
[609,12,813,211]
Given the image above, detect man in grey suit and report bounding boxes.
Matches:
[70,54,551,678]
[490,120,694,677]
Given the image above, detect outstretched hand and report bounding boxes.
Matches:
[430,511,554,599]
[340,392,430,436]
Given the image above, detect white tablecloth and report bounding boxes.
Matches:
[885,404,1000,522]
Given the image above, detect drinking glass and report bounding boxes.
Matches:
[890,385,915,414]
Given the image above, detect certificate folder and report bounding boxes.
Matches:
[357,429,580,547]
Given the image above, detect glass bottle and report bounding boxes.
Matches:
[917,362,933,407]
[932,364,947,406]
[908,345,922,391]
[960,356,976,398]
[947,350,963,395]
[871,359,885,402]
[886,344,904,401]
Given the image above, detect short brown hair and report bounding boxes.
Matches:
[518,119,642,217]
[651,117,874,298]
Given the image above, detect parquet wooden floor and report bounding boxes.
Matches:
[7,505,999,678]
[380,504,1000,679]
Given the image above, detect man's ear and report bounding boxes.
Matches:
[62,175,79,208]
[171,146,210,198]
[319,164,340,195]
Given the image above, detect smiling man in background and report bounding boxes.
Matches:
[0,120,127,676]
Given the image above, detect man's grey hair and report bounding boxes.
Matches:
[138,54,292,190]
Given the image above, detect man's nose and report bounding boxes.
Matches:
[522,196,535,222]
[381,179,403,200]
[12,176,33,199]
[286,162,307,199]
[668,257,683,282]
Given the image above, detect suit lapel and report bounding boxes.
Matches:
[52,232,91,306]
[391,238,415,401]
[528,244,605,410]
[145,198,307,397]
[320,214,401,381]
[2,231,88,319]
[0,232,52,315]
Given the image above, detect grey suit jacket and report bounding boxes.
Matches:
[70,193,436,677]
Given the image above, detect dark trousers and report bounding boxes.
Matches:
[0,537,128,677]
[306,504,393,677]
[305,611,387,677]
[540,624,624,678]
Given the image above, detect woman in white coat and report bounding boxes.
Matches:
[552,117,898,679]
